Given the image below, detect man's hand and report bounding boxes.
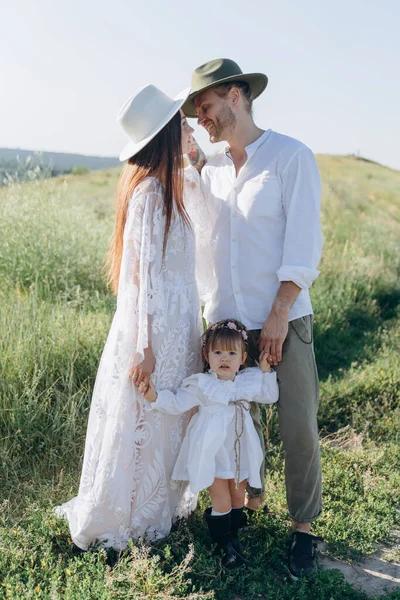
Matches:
[258,309,289,366]
[139,379,157,402]
[258,281,301,365]
[130,346,156,391]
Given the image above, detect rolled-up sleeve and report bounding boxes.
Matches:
[277,146,322,290]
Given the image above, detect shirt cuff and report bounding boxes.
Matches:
[145,399,157,411]
[277,265,320,290]
[147,388,179,413]
[145,389,165,411]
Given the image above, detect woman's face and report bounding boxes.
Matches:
[180,110,194,154]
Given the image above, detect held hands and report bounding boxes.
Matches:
[258,351,272,373]
[258,308,289,366]
[258,281,301,364]
[130,346,156,391]
[139,379,158,402]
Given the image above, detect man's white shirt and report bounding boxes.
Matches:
[200,129,322,330]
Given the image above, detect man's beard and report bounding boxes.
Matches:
[208,105,236,143]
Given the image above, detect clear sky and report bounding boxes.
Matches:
[1,0,399,169]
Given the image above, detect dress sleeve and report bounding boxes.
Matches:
[148,373,202,415]
[184,165,216,306]
[116,179,165,369]
[257,370,279,405]
[236,368,279,405]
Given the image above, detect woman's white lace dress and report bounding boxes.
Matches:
[57,169,206,550]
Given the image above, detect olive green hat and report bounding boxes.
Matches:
[182,58,268,118]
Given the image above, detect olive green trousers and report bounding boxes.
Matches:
[246,315,322,523]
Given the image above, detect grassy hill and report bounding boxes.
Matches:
[0,147,119,184]
[0,156,399,599]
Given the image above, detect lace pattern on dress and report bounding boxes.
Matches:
[56,176,203,549]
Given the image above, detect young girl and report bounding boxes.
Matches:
[141,318,279,568]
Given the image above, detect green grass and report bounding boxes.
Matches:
[0,157,399,599]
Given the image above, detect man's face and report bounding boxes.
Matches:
[194,88,236,143]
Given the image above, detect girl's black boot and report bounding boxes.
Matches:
[230,507,247,554]
[204,508,247,569]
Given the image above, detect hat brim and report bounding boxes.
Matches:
[119,87,191,162]
[182,73,268,118]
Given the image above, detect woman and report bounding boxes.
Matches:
[57,84,208,550]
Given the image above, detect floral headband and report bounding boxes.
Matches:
[202,321,248,347]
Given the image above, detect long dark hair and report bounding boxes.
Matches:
[106,111,189,294]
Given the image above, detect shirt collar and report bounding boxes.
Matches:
[208,369,235,383]
[224,129,271,161]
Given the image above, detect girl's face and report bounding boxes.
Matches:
[180,110,194,154]
[206,341,247,381]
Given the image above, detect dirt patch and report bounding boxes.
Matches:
[319,429,400,595]
[320,535,400,597]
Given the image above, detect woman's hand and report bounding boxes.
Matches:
[130,346,156,391]
[140,379,158,402]
[187,136,207,172]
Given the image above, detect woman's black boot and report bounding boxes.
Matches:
[204,508,247,569]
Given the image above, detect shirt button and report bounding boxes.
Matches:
[234,290,239,295]
[232,238,236,243]
[232,265,236,269]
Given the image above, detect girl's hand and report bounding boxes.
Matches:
[259,350,272,373]
[140,379,157,402]
[130,346,156,390]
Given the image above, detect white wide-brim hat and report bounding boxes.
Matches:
[117,84,191,162]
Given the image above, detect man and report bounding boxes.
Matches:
[183,58,323,579]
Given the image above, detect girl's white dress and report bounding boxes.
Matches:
[57,168,207,550]
[148,368,279,492]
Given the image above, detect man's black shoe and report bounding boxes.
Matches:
[288,531,323,580]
